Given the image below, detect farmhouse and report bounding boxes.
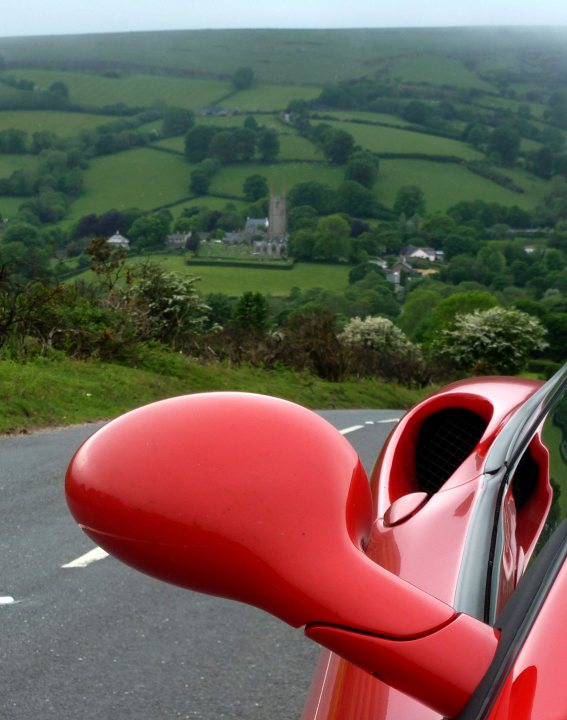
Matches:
[401,245,439,263]
[107,231,130,250]
[167,232,191,249]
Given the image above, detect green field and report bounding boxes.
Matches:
[375,159,546,212]
[3,27,565,86]
[223,83,321,111]
[12,69,232,111]
[318,110,412,128]
[278,133,323,161]
[0,27,563,223]
[67,147,192,220]
[209,162,344,197]
[386,53,494,90]
[0,109,115,135]
[0,196,26,217]
[0,153,35,176]
[200,113,285,132]
[156,128,322,162]
[73,255,350,296]
[324,120,484,160]
[170,196,247,216]
[176,259,349,295]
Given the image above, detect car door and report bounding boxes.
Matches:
[458,369,567,719]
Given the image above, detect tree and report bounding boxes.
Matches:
[0,222,51,282]
[393,185,426,218]
[435,307,548,374]
[233,67,255,90]
[464,122,490,149]
[313,214,351,261]
[129,211,172,251]
[402,100,430,125]
[31,131,56,154]
[425,291,498,344]
[442,228,481,259]
[243,116,258,131]
[289,228,316,260]
[345,152,378,188]
[322,128,355,164]
[336,181,375,217]
[162,107,195,137]
[210,131,238,164]
[49,81,69,100]
[397,288,443,341]
[185,126,217,162]
[232,128,256,161]
[288,181,336,215]
[231,291,269,336]
[488,126,521,165]
[190,170,210,195]
[243,174,269,202]
[257,128,279,162]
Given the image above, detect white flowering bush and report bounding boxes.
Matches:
[129,264,209,348]
[339,316,423,383]
[435,307,548,375]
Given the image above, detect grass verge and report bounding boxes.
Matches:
[0,355,432,434]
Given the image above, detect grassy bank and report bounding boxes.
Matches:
[0,355,432,434]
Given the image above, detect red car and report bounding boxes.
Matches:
[65,366,567,719]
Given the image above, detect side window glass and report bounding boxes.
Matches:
[492,391,567,621]
[536,394,567,551]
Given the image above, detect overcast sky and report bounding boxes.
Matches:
[2,0,567,38]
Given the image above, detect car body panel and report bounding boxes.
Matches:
[301,376,543,720]
[487,560,567,720]
[65,371,567,720]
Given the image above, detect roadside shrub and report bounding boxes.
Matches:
[434,307,548,375]
[272,306,346,381]
[339,315,424,385]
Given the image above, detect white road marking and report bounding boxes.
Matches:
[0,596,15,605]
[339,425,364,435]
[62,547,109,569]
[340,418,400,434]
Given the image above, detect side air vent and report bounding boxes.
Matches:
[415,409,487,495]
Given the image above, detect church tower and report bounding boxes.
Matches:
[268,189,287,242]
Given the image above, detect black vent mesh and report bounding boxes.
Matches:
[415,409,487,495]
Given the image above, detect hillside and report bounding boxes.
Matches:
[0,26,565,226]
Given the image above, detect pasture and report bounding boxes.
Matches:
[323,120,484,160]
[277,133,324,161]
[223,84,321,112]
[73,254,350,296]
[0,110,116,136]
[386,53,493,90]
[319,111,412,128]
[208,162,344,197]
[171,196,247,215]
[4,27,563,87]
[375,159,547,211]
[67,147,192,221]
[0,196,26,217]
[0,153,35,176]
[181,260,350,295]
[13,70,232,111]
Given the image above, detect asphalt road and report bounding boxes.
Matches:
[0,408,403,720]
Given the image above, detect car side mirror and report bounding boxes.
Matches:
[66,392,498,717]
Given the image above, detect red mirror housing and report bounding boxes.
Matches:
[66,392,498,717]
